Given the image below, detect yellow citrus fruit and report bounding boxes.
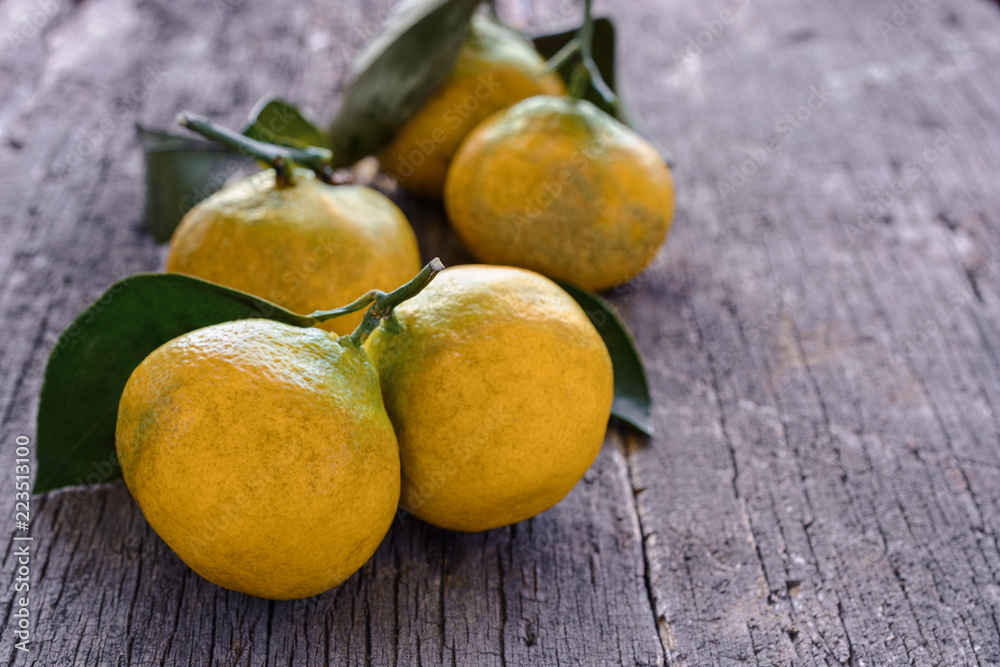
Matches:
[166,169,421,335]
[444,96,675,292]
[377,14,566,199]
[116,319,400,600]
[364,265,613,532]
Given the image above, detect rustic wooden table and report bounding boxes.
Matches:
[2,0,1000,664]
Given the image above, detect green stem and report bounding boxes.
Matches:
[306,292,379,324]
[568,62,591,99]
[543,37,582,75]
[579,0,595,63]
[565,0,618,109]
[584,56,618,105]
[347,258,445,346]
[177,113,336,186]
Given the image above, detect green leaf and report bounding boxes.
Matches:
[531,17,639,130]
[243,97,328,149]
[34,274,316,493]
[556,281,654,437]
[140,126,253,243]
[327,0,482,168]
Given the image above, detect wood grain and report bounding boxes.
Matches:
[1,0,999,664]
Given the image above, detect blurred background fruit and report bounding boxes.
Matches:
[377,14,566,199]
[445,95,674,292]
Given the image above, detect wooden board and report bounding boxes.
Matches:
[1,0,999,664]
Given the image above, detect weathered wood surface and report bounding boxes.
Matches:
[2,0,1000,664]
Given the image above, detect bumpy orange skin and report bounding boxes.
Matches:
[377,15,566,199]
[166,169,421,335]
[444,96,675,292]
[116,320,400,600]
[364,265,614,532]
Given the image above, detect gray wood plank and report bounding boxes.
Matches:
[615,0,1000,664]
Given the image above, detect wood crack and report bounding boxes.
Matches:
[622,434,668,662]
[496,538,507,667]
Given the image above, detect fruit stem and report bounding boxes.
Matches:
[347,258,445,346]
[568,62,591,99]
[565,0,618,108]
[307,292,379,324]
[543,37,582,75]
[177,113,338,187]
[579,0,595,60]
